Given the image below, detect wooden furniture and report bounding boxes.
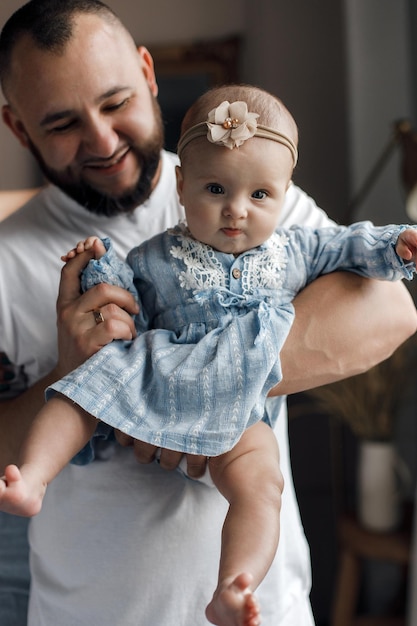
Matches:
[332,514,412,626]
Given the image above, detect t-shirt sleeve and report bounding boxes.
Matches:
[279,182,337,229]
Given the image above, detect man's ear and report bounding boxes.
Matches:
[137,46,158,97]
[175,165,184,203]
[2,105,30,148]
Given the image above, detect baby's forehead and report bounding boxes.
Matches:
[185,137,293,178]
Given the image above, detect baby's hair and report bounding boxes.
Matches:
[180,84,298,149]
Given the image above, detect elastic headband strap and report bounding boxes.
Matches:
[177,100,298,167]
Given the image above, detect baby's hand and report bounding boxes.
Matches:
[61,236,106,262]
[396,228,417,263]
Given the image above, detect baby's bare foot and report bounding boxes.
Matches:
[206,573,261,626]
[0,464,45,517]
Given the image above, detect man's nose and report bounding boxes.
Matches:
[82,117,119,158]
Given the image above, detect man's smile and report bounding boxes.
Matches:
[83,147,131,175]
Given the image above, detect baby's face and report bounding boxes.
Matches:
[176,137,293,255]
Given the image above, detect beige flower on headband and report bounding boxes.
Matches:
[206,101,259,149]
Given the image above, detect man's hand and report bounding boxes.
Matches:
[57,249,208,477]
[54,251,139,378]
[0,254,140,467]
[115,431,208,478]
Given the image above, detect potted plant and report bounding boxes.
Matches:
[308,336,416,531]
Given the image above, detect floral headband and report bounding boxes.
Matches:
[177,100,298,167]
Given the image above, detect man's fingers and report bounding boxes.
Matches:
[185,454,207,478]
[79,284,139,318]
[57,279,138,344]
[59,251,138,316]
[114,430,134,447]
[92,312,137,342]
[58,251,94,306]
[158,449,182,471]
[132,440,159,464]
[156,449,207,475]
[115,435,207,478]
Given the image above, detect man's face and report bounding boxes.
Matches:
[2,14,164,215]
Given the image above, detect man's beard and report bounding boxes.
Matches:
[28,105,165,217]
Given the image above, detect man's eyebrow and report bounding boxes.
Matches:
[40,110,73,127]
[39,87,132,127]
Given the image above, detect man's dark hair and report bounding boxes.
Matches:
[0,0,119,97]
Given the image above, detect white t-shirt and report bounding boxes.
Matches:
[0,151,332,625]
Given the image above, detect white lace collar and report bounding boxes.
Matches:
[169,223,289,293]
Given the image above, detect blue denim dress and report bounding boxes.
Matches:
[48,221,414,461]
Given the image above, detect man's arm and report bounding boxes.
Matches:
[2,263,415,468]
[0,255,139,467]
[271,272,417,396]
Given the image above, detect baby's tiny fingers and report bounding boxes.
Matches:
[61,249,77,262]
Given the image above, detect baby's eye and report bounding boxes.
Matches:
[207,183,224,195]
[252,190,268,200]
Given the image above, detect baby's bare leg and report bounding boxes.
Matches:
[0,395,97,517]
[206,421,283,626]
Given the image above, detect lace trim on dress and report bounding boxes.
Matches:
[242,233,289,292]
[169,225,289,295]
[170,229,227,292]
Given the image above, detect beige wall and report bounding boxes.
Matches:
[345,0,412,226]
[105,0,244,45]
[241,0,349,221]
[0,0,244,190]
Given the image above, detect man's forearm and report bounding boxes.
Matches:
[272,272,417,396]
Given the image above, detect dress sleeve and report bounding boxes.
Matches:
[80,237,149,333]
[290,221,416,284]
[81,237,138,301]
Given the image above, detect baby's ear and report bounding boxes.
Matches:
[175,165,184,202]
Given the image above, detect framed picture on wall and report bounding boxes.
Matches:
[147,36,241,152]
